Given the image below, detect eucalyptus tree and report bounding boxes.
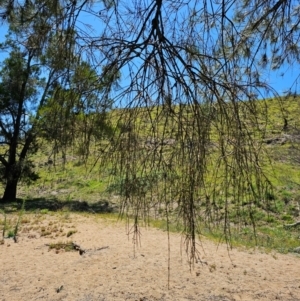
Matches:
[0,49,40,200]
[0,0,79,201]
[38,61,116,166]
[0,1,112,201]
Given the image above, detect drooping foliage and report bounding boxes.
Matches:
[1,0,300,262]
[82,0,299,261]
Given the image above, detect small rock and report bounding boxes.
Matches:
[292,246,300,253]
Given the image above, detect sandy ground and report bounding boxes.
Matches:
[1,213,300,301]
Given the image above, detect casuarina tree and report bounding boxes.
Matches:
[1,0,299,262]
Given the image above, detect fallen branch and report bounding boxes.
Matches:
[72,242,86,255]
[46,241,109,256]
[95,246,109,251]
[284,221,300,228]
[46,241,85,254]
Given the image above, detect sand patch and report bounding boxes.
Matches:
[1,213,300,301]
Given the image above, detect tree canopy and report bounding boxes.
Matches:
[1,0,300,261]
[0,1,114,201]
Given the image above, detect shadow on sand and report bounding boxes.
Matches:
[0,197,117,214]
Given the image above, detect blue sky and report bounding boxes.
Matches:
[264,63,299,96]
[0,12,299,99]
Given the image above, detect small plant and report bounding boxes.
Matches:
[281,214,293,222]
[275,200,285,213]
[40,230,52,237]
[66,230,77,237]
[66,193,73,202]
[209,264,216,272]
[40,209,49,214]
[0,201,25,242]
[13,200,26,240]
[281,190,293,204]
[7,230,15,238]
[0,209,7,240]
[264,216,277,224]
[48,241,77,252]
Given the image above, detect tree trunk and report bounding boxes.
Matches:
[1,134,34,203]
[1,172,19,202]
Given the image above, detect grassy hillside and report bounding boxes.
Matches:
[1,96,300,253]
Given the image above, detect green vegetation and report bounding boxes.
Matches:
[66,230,77,237]
[0,3,116,202]
[0,0,300,259]
[0,200,25,242]
[1,97,300,254]
[47,241,78,252]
